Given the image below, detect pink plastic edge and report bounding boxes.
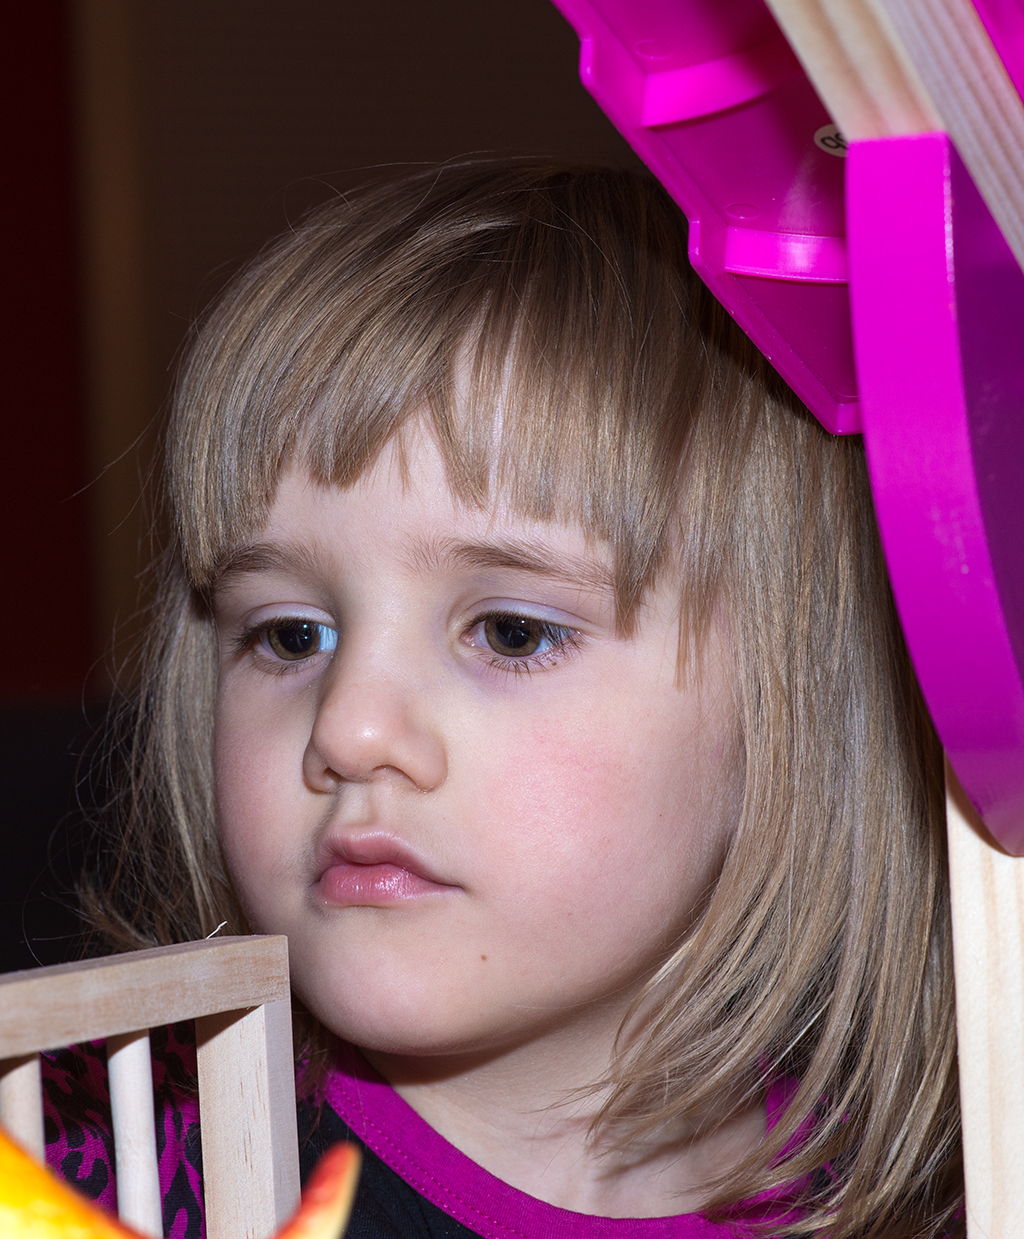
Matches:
[640,31,801,125]
[723,227,848,282]
[847,132,1024,852]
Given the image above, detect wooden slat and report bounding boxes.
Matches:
[0,1053,44,1160]
[197,999,300,1239]
[764,0,938,137]
[765,0,1024,271]
[946,764,1024,1234]
[878,0,1024,269]
[0,937,289,1057]
[108,1030,162,1237]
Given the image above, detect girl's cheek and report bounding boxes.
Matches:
[214,695,281,864]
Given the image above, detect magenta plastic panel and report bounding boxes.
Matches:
[971,0,1024,104]
[847,132,1024,852]
[552,0,861,434]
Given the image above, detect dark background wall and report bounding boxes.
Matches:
[1,1,635,973]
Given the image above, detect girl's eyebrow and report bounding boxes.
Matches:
[212,537,615,596]
[410,537,616,595]
[211,541,324,590]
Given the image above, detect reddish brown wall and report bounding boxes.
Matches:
[1,2,93,699]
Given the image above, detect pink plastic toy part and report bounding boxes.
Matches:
[551,0,861,434]
[971,0,1024,105]
[847,132,1024,853]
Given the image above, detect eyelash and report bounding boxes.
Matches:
[236,618,338,673]
[235,611,582,677]
[465,611,583,677]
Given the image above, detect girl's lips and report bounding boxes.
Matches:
[317,861,446,906]
[313,835,454,907]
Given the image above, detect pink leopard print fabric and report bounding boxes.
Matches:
[42,1023,205,1239]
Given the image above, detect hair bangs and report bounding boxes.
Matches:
[172,164,716,630]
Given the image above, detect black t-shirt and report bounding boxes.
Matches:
[299,1097,481,1239]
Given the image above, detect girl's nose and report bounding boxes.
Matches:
[303,668,447,793]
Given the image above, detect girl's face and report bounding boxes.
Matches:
[212,428,744,1061]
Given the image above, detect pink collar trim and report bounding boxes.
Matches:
[323,1044,805,1239]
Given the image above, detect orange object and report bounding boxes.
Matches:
[0,1127,360,1239]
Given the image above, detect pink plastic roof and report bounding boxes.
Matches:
[552,0,860,434]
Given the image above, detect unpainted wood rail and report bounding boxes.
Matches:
[945,771,1024,1237]
[0,936,300,1239]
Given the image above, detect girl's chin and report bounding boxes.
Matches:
[302,986,551,1063]
[318,1012,523,1060]
[288,935,626,1062]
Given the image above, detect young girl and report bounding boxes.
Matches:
[52,161,960,1238]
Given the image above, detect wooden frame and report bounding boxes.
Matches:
[946,771,1024,1236]
[0,936,300,1239]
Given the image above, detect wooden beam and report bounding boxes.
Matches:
[764,0,938,137]
[0,1055,44,1160]
[197,999,300,1239]
[765,0,1024,270]
[0,937,289,1058]
[946,764,1024,1235]
[107,1030,162,1238]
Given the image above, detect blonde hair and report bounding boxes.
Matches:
[85,161,961,1237]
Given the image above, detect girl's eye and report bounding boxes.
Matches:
[483,614,549,657]
[261,620,338,662]
[470,611,580,669]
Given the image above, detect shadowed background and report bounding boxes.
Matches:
[1,0,634,973]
